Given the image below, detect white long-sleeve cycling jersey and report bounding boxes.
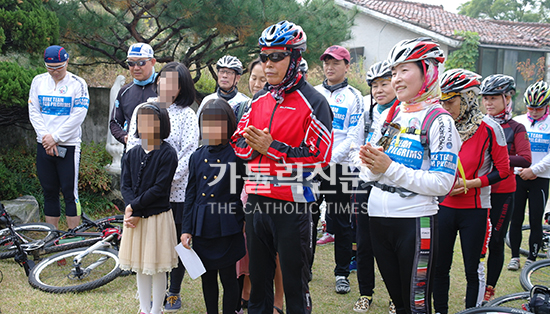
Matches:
[359,104,461,218]
[515,114,550,179]
[28,72,89,146]
[315,83,364,165]
[349,95,391,169]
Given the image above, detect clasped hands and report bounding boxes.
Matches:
[243,126,273,155]
[123,204,140,228]
[359,143,391,174]
[42,134,58,156]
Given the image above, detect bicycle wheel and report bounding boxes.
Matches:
[28,247,122,293]
[456,306,531,314]
[506,224,550,258]
[520,259,550,291]
[0,223,56,259]
[486,292,530,308]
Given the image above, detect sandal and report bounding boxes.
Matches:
[274,306,284,314]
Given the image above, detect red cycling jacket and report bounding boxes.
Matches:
[491,119,531,193]
[441,118,510,209]
[231,76,333,203]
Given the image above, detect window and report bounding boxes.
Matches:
[348,47,364,64]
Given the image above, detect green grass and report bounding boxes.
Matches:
[0,220,529,314]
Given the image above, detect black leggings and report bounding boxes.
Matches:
[486,192,514,287]
[370,215,437,314]
[510,176,549,260]
[201,264,239,314]
[433,206,487,314]
[36,144,80,217]
[353,183,375,296]
[169,203,185,294]
[321,164,353,277]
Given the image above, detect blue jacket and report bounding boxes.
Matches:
[181,144,246,239]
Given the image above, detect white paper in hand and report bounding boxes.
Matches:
[174,243,206,279]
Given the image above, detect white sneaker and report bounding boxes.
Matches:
[507,257,520,270]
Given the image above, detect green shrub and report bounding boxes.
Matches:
[446,31,480,72]
[0,146,41,201]
[0,143,114,215]
[0,61,45,108]
[194,69,217,98]
[78,141,112,194]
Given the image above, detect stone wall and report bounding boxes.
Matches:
[3,87,112,149]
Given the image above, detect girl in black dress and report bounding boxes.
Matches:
[181,98,246,314]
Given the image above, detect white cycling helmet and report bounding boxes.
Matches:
[299,58,308,74]
[216,55,243,75]
[388,37,445,67]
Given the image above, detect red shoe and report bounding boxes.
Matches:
[483,285,495,302]
[316,233,335,245]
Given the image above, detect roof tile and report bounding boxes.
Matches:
[347,0,550,49]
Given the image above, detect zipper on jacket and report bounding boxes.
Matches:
[254,102,280,195]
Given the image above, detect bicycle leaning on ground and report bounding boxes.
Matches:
[0,203,128,293]
[28,224,126,293]
[0,205,123,261]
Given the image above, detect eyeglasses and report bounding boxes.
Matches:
[259,51,291,63]
[126,59,151,67]
[528,107,546,111]
[439,95,459,103]
[218,69,236,76]
[45,62,67,71]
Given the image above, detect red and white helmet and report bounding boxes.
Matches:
[388,37,445,67]
[440,68,482,95]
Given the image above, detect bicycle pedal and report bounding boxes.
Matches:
[57,258,67,266]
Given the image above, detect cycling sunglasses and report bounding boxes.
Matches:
[45,62,67,71]
[126,58,151,67]
[259,51,291,63]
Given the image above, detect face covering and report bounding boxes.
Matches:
[455,91,484,142]
[134,69,157,86]
[487,94,512,125]
[265,48,302,104]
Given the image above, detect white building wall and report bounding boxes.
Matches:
[336,1,451,71]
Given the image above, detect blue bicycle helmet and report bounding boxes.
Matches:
[259,20,307,51]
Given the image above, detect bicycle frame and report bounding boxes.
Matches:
[71,233,116,279]
[0,204,35,275]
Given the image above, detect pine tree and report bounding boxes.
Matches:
[0,0,58,127]
[46,0,355,81]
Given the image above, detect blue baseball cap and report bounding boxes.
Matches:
[127,43,154,58]
[44,45,69,63]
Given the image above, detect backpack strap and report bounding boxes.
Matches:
[419,106,450,157]
[380,102,400,136]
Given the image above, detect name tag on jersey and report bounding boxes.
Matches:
[330,105,348,130]
[349,114,361,127]
[39,95,72,116]
[528,132,550,153]
[385,138,424,170]
[430,152,458,175]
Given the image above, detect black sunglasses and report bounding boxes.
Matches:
[259,51,291,63]
[126,58,151,67]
